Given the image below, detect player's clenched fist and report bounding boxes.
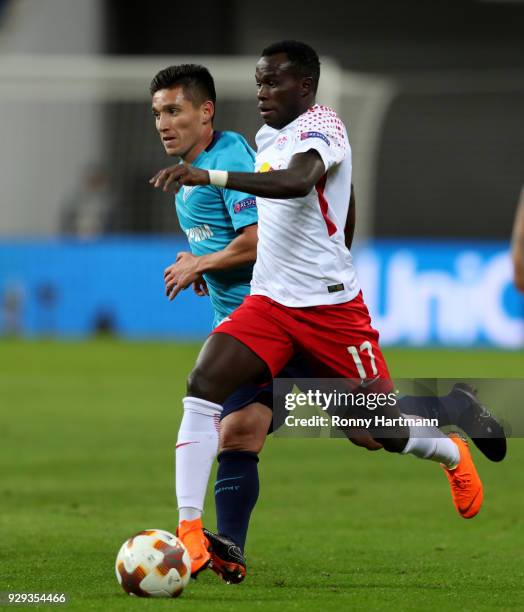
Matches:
[163,252,203,300]
[150,164,210,193]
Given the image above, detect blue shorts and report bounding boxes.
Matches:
[221,353,314,434]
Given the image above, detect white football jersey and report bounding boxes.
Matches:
[251,104,360,307]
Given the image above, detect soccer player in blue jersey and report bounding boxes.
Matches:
[150,65,258,325]
[150,61,506,584]
[150,64,261,576]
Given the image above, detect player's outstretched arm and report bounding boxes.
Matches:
[224,150,326,198]
[511,186,524,293]
[150,150,326,199]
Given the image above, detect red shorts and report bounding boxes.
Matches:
[212,292,392,388]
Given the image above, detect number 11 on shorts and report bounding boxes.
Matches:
[347,341,378,378]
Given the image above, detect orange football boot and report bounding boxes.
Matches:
[442,433,484,519]
[176,518,211,577]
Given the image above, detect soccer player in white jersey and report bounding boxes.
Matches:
[153,40,486,581]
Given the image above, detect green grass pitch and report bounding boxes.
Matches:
[1,341,523,611]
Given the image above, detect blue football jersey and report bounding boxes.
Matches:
[175,131,258,327]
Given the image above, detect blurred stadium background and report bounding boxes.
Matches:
[0,0,523,346]
[2,2,524,609]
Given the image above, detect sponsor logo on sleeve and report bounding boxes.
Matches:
[233,197,257,213]
[300,131,330,146]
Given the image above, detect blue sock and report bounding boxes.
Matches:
[214,450,259,552]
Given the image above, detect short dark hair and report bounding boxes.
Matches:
[261,40,320,92]
[149,64,216,107]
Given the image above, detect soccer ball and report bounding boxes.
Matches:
[115,529,191,598]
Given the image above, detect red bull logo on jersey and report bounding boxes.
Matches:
[258,161,274,173]
[300,131,330,146]
[233,197,257,213]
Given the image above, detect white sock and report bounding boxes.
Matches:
[178,507,202,522]
[400,413,460,468]
[176,396,222,525]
